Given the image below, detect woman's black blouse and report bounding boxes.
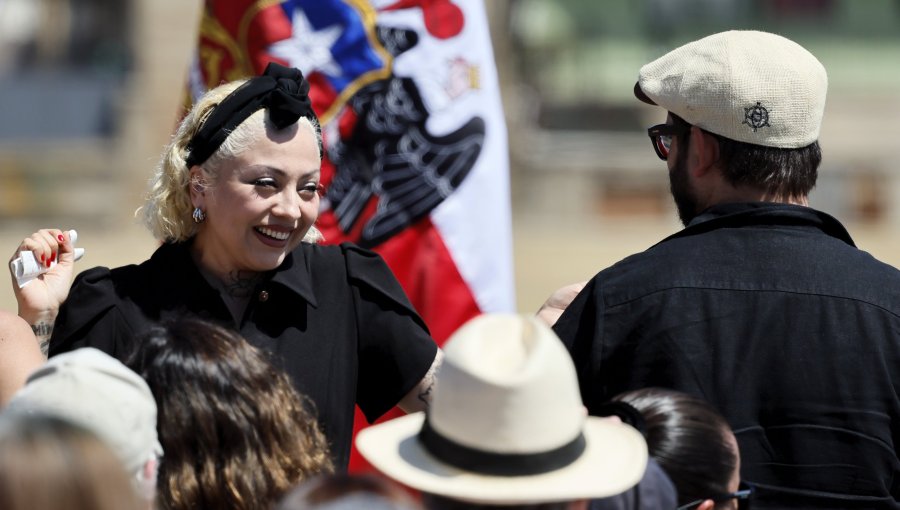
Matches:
[48,241,438,468]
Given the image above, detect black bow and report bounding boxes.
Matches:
[185,62,318,168]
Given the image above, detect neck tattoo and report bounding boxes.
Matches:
[222,270,263,298]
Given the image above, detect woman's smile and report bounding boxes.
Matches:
[254,226,293,243]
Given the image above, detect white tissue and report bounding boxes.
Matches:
[9,229,85,288]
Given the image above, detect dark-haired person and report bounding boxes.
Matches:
[548,31,900,508]
[8,63,440,469]
[126,317,333,510]
[608,388,748,510]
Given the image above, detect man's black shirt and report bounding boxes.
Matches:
[554,203,900,509]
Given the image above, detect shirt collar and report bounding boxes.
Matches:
[665,202,856,247]
[269,244,319,308]
[154,241,319,308]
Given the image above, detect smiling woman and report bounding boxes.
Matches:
[187,113,323,310]
[8,63,441,469]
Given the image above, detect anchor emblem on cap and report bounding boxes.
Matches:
[743,102,770,132]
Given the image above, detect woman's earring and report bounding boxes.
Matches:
[192,207,206,224]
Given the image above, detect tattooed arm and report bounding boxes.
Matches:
[30,320,53,359]
[398,349,443,413]
[9,229,76,358]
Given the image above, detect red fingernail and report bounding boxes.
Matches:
[57,234,64,242]
[40,254,45,262]
[50,253,56,263]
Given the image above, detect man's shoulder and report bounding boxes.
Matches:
[590,222,900,310]
[590,231,706,284]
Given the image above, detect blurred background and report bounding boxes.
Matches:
[1,0,899,314]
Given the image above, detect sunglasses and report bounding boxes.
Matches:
[647,119,691,160]
[676,482,753,510]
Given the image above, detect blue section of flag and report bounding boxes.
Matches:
[280,0,386,93]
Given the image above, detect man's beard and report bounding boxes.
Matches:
[669,150,701,226]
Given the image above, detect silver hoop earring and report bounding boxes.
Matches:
[192,207,206,224]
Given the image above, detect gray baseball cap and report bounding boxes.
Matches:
[4,347,163,476]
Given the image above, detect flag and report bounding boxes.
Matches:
[188,0,515,471]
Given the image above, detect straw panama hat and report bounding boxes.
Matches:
[356,314,648,504]
[635,30,827,149]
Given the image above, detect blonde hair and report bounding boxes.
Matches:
[141,79,324,243]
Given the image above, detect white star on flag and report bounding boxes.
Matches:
[267,8,343,76]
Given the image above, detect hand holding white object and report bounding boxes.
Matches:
[8,229,83,337]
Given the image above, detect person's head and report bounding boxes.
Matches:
[126,316,333,510]
[610,389,745,510]
[0,413,143,510]
[356,314,649,509]
[277,473,422,510]
[637,30,827,224]
[4,347,162,501]
[142,63,323,273]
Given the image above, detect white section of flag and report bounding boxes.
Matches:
[377,0,515,313]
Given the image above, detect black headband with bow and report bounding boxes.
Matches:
[185,62,319,168]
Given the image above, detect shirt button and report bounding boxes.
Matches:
[258,290,269,302]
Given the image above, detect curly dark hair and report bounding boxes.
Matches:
[127,317,333,510]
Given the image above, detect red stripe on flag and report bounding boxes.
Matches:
[374,218,482,344]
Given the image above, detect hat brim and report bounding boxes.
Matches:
[356,413,648,505]
[633,82,657,105]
